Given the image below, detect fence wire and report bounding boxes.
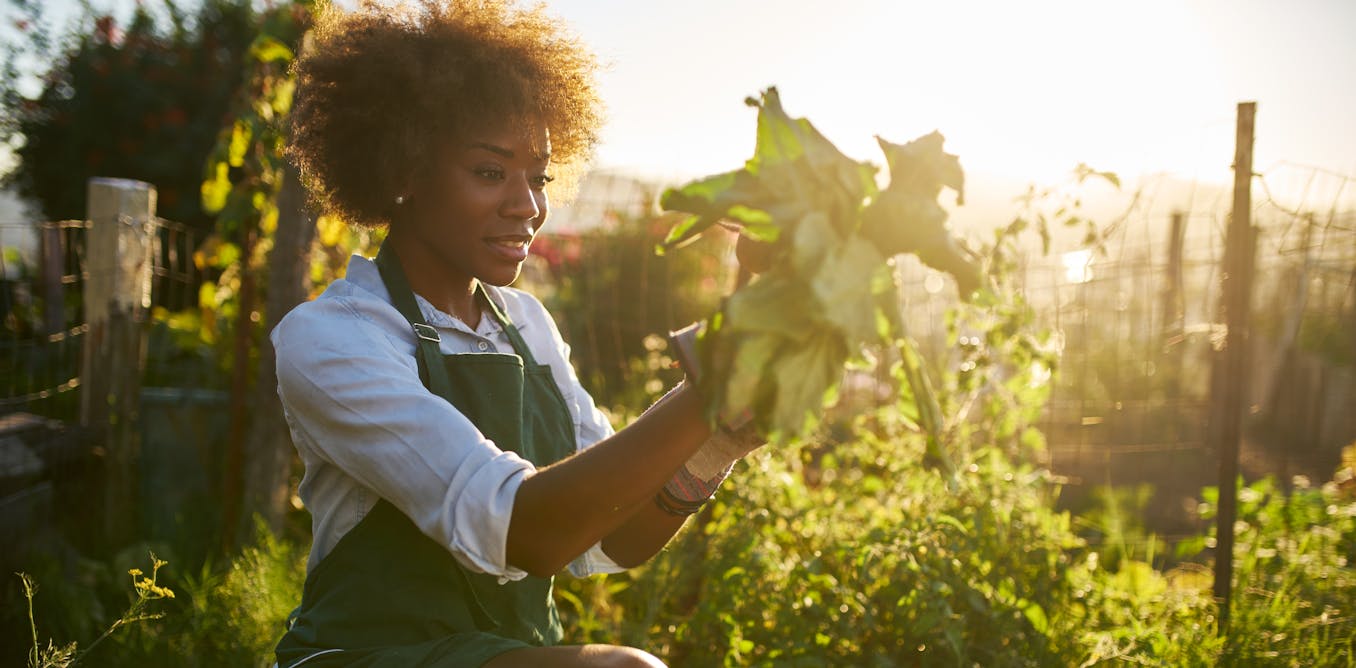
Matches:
[1,217,202,416]
[3,166,1351,541]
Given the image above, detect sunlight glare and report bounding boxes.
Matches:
[1061,249,1094,284]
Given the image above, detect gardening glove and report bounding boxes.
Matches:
[655,325,764,516]
[654,229,772,515]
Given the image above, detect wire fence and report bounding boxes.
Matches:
[1,220,89,413]
[0,216,204,417]
[534,165,1354,539]
[2,165,1351,540]
[895,164,1355,535]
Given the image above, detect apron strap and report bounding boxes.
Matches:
[478,284,542,369]
[374,244,543,371]
[374,244,458,398]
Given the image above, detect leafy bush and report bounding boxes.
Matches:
[148,524,306,667]
[1,0,261,229]
[1194,472,1356,665]
[7,525,305,668]
[555,424,1356,666]
[619,428,1084,666]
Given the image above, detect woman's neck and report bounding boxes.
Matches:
[385,230,482,329]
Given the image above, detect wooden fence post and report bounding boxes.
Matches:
[39,224,65,336]
[1161,211,1187,343]
[1161,211,1187,440]
[81,177,156,548]
[1212,101,1257,632]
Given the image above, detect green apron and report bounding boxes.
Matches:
[275,245,577,667]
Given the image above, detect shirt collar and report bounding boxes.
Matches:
[343,254,526,334]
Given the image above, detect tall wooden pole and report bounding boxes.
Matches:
[82,177,156,548]
[1162,211,1187,439]
[1213,101,1257,632]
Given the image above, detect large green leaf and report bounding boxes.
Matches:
[659,169,777,249]
[875,131,964,203]
[722,271,815,343]
[770,329,848,437]
[791,211,837,275]
[746,88,878,233]
[723,332,782,421]
[811,237,888,343]
[860,132,981,297]
[659,88,876,251]
[660,88,985,450]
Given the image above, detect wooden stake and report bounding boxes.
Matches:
[81,177,156,548]
[1213,101,1257,632]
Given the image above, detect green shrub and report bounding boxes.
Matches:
[1196,475,1356,665]
[555,421,1356,666]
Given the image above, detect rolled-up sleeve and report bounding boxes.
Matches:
[275,297,534,581]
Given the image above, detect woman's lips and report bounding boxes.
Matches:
[484,235,531,263]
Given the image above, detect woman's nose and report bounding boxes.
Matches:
[501,175,542,221]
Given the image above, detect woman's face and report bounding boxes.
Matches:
[403,124,553,288]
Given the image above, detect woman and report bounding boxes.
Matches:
[272,2,759,666]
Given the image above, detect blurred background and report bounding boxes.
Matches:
[0,1,1353,666]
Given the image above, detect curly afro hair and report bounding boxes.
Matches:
[288,0,604,227]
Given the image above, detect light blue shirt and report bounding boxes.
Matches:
[273,254,624,582]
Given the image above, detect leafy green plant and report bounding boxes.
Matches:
[7,522,308,667]
[1187,475,1356,665]
[658,88,981,447]
[18,554,175,668]
[156,522,306,667]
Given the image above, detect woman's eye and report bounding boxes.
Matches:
[475,167,505,180]
[530,175,555,189]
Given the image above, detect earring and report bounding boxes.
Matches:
[394,194,406,205]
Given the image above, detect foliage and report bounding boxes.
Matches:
[0,0,260,229]
[551,410,1356,667]
[994,162,1122,260]
[18,553,174,668]
[1187,472,1356,665]
[659,88,982,444]
[147,522,306,667]
[309,214,385,298]
[193,0,310,344]
[7,523,306,667]
[198,2,309,239]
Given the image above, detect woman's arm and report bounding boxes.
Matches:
[505,383,709,577]
[598,502,689,568]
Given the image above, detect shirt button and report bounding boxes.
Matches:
[477,340,489,351]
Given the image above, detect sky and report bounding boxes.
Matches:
[541,0,1356,216]
[17,0,1356,226]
